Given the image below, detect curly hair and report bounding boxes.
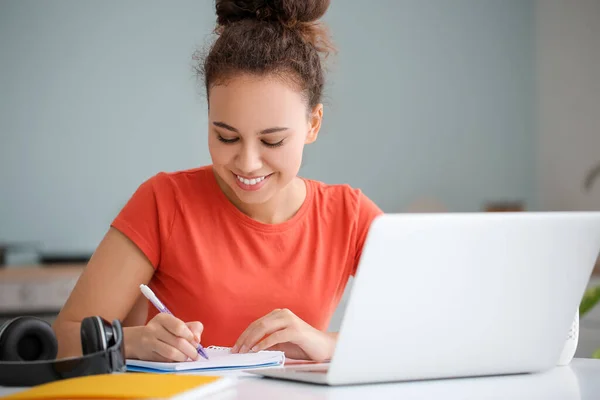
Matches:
[195,0,336,109]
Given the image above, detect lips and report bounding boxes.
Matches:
[232,171,273,191]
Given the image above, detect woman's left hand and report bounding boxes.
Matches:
[231,308,336,362]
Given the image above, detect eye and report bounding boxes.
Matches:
[217,135,239,144]
[262,139,285,148]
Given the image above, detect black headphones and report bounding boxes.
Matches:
[0,315,126,387]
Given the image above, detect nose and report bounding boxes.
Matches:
[235,142,263,173]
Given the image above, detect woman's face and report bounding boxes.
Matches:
[208,74,322,207]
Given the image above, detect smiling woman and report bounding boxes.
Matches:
[51,0,383,364]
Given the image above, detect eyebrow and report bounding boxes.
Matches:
[212,121,288,135]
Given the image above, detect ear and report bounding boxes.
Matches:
[305,104,323,144]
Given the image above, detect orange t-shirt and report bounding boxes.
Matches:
[111,165,382,347]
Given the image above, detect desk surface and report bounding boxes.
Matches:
[1,358,599,399]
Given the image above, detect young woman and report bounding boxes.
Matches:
[52,0,382,363]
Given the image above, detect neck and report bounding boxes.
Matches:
[215,173,307,224]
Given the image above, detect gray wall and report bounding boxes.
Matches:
[0,0,535,254]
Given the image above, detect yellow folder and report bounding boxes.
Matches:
[2,373,233,399]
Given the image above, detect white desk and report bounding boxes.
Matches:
[1,358,599,399]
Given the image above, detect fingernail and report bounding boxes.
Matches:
[231,345,238,353]
[239,345,247,353]
[251,346,258,352]
[194,334,201,343]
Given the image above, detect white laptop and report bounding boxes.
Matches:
[249,212,600,385]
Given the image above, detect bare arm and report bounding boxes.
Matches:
[123,293,149,327]
[52,227,154,359]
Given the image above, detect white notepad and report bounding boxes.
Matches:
[126,346,286,373]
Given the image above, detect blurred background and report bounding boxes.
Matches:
[0,0,599,357]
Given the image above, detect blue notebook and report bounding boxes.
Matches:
[126,346,285,373]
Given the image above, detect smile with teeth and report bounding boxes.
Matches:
[236,174,269,186]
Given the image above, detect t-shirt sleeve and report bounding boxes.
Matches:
[110,173,176,269]
[352,191,384,276]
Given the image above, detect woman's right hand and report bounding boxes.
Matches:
[127,313,204,362]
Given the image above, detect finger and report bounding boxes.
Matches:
[147,350,172,363]
[155,325,200,361]
[232,311,277,353]
[152,339,189,362]
[251,329,292,353]
[236,315,289,354]
[186,321,204,343]
[159,314,195,343]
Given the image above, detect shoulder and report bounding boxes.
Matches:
[135,165,216,202]
[111,166,214,268]
[308,179,362,205]
[305,178,383,221]
[304,178,383,273]
[144,165,213,191]
[122,165,217,217]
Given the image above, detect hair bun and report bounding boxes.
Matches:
[216,0,330,27]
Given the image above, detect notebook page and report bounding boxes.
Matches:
[126,346,285,371]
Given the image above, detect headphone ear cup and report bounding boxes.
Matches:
[0,317,57,362]
[80,316,111,355]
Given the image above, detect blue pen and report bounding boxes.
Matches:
[139,284,209,360]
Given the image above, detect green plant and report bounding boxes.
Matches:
[579,285,600,359]
[583,161,600,193]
